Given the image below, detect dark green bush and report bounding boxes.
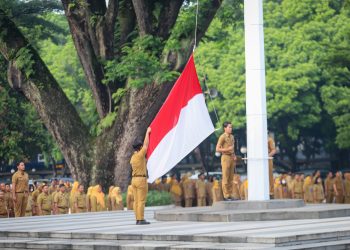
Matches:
[122,190,173,207]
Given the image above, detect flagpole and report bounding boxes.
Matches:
[244,0,270,200]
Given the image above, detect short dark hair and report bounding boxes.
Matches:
[59,184,65,188]
[223,121,231,129]
[132,139,143,151]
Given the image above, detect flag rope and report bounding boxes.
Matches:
[193,0,199,52]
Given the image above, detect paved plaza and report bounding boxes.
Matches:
[0,205,350,249]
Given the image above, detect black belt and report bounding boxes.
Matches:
[15,191,27,193]
[58,207,67,209]
[133,175,147,177]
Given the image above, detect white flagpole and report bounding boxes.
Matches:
[244,0,270,200]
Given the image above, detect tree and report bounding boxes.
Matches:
[0,0,222,189]
[195,0,350,169]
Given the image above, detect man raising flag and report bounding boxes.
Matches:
[147,54,215,183]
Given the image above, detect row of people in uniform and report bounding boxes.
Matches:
[150,170,350,207]
[0,179,126,217]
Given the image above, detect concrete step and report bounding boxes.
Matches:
[1,237,350,250]
[155,204,350,222]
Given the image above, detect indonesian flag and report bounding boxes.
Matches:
[146,54,215,183]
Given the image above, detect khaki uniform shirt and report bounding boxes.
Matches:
[196,180,206,198]
[294,181,303,194]
[12,171,29,192]
[325,177,334,193]
[334,177,344,195]
[313,184,325,202]
[32,189,41,206]
[217,133,234,155]
[0,198,8,216]
[38,193,53,212]
[156,182,170,192]
[130,147,147,176]
[4,192,13,209]
[74,193,87,210]
[54,191,69,209]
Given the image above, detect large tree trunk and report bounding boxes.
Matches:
[0,8,94,187]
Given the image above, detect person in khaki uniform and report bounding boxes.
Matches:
[12,162,29,217]
[90,185,106,212]
[169,174,182,206]
[70,181,79,213]
[206,176,214,206]
[303,176,313,203]
[4,184,14,217]
[0,190,9,218]
[37,185,53,216]
[313,177,325,203]
[53,184,69,214]
[268,135,277,197]
[274,177,281,199]
[73,184,88,213]
[232,174,241,200]
[156,176,171,192]
[344,173,350,204]
[212,178,223,203]
[195,173,207,207]
[126,184,134,210]
[25,185,35,216]
[130,127,151,225]
[110,187,124,211]
[216,121,236,200]
[32,183,44,216]
[325,172,334,203]
[107,185,115,211]
[181,173,195,207]
[292,174,304,199]
[333,171,344,204]
[86,186,93,212]
[239,179,248,200]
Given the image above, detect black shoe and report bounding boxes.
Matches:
[136,220,150,225]
[224,198,232,201]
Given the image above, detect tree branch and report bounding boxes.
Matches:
[0,8,93,186]
[131,0,153,36]
[157,0,184,40]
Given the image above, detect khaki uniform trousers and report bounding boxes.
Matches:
[41,210,51,216]
[326,192,334,203]
[131,177,148,221]
[14,193,28,217]
[221,155,235,199]
[197,197,206,207]
[185,198,193,207]
[76,208,87,213]
[58,207,68,214]
[335,194,344,204]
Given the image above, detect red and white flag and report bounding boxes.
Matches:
[147,54,215,183]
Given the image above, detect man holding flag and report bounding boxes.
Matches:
[130,127,151,225]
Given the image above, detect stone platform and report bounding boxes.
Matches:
[1,205,350,249]
[155,201,350,222]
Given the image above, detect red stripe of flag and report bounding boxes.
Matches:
[147,54,202,158]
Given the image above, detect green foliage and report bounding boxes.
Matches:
[96,112,117,135]
[145,191,173,206]
[0,56,52,163]
[122,191,173,207]
[112,88,126,104]
[196,0,350,164]
[14,46,35,78]
[104,35,179,88]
